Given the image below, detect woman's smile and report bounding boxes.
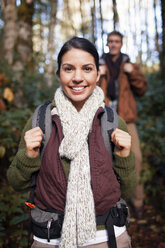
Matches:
[69,85,87,93]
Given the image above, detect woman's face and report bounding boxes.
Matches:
[59,48,100,111]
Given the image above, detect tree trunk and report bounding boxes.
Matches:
[137,0,143,65]
[99,0,104,52]
[91,0,96,44]
[153,0,159,53]
[112,0,119,30]
[47,0,58,87]
[161,0,165,81]
[63,0,77,36]
[145,0,150,64]
[13,0,34,72]
[37,1,45,54]
[133,0,137,56]
[79,0,85,36]
[2,0,17,65]
[13,0,34,107]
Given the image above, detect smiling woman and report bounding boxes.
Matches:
[7,36,136,248]
[59,48,100,111]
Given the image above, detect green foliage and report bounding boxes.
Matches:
[0,186,29,248]
[0,60,59,247]
[136,72,165,196]
[0,108,33,160]
[0,60,59,161]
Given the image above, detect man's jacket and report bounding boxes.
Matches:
[99,61,147,123]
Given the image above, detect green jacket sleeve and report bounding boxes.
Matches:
[7,117,41,192]
[113,116,138,199]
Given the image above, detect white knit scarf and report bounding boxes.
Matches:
[54,86,105,248]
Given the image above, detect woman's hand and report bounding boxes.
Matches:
[24,127,43,158]
[111,128,131,157]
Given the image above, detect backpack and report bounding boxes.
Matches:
[27,101,129,248]
[32,101,118,160]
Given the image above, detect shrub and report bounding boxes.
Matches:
[136,72,165,197]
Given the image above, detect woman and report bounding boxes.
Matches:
[7,37,137,248]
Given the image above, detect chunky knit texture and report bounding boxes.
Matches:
[54,86,105,248]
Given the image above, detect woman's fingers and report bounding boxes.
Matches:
[111,128,131,157]
[111,128,131,148]
[24,127,43,158]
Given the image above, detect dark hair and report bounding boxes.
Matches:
[107,31,124,43]
[56,36,99,75]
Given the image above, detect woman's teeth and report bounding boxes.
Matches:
[72,87,84,91]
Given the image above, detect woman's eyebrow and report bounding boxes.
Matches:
[62,63,72,66]
[62,63,95,66]
[83,63,95,66]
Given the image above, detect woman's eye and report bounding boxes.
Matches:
[84,67,92,72]
[64,67,72,72]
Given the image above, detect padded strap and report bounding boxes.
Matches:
[101,106,118,159]
[32,101,52,159]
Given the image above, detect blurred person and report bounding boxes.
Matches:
[7,36,137,248]
[98,31,147,219]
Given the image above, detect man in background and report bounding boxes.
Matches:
[99,31,147,218]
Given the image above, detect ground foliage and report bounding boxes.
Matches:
[127,72,165,248]
[136,72,165,193]
[0,70,165,247]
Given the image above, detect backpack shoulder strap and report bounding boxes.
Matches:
[27,101,52,204]
[32,101,52,159]
[122,53,130,63]
[101,106,118,159]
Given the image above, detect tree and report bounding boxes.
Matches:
[47,0,58,86]
[153,0,160,53]
[2,0,17,65]
[161,0,165,81]
[144,0,150,64]
[91,0,96,44]
[79,0,85,36]
[99,0,104,52]
[60,0,77,38]
[13,0,34,72]
[112,0,119,30]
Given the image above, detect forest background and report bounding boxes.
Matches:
[0,0,165,247]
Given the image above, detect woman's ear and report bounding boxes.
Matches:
[56,72,60,81]
[56,70,60,80]
[96,70,101,83]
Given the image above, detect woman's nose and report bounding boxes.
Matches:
[72,69,83,83]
